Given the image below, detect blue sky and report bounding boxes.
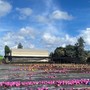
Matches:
[0,0,90,55]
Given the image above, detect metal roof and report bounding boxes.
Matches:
[11,49,49,57]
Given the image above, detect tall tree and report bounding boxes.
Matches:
[17,43,23,49]
[4,45,11,56]
[75,37,86,63]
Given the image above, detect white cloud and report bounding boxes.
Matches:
[64,34,77,45]
[16,7,32,19]
[42,33,59,44]
[19,26,36,39]
[51,10,73,20]
[36,0,73,26]
[3,26,36,44]
[36,10,73,24]
[38,22,76,50]
[0,0,12,17]
[44,23,63,35]
[36,15,49,24]
[40,27,90,51]
[2,26,90,55]
[80,28,90,46]
[42,32,77,49]
[0,26,36,55]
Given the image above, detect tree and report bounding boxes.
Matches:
[75,37,87,63]
[49,52,54,63]
[53,47,66,63]
[51,37,88,64]
[54,47,65,57]
[49,52,54,57]
[17,43,23,49]
[4,45,11,56]
[65,45,76,58]
[87,56,90,64]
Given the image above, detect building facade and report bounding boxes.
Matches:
[8,49,50,63]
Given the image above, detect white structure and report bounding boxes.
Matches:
[11,49,49,57]
[9,49,49,62]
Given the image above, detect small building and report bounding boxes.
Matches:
[8,49,50,63]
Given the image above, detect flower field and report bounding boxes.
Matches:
[0,64,90,90]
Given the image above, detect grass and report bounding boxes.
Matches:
[0,56,3,60]
[0,56,3,64]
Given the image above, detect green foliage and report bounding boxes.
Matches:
[54,47,65,57]
[52,37,88,64]
[87,57,90,63]
[49,52,54,57]
[65,45,76,58]
[17,43,23,49]
[77,37,85,48]
[4,45,11,56]
[75,37,87,63]
[0,55,3,60]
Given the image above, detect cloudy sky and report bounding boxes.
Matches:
[0,0,90,55]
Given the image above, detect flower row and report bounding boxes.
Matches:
[0,79,90,87]
[37,87,90,90]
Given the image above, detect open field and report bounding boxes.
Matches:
[0,56,3,64]
[0,56,3,60]
[0,64,90,90]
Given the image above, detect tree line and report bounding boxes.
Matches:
[50,37,90,64]
[4,37,90,64]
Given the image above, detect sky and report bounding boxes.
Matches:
[0,0,90,55]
